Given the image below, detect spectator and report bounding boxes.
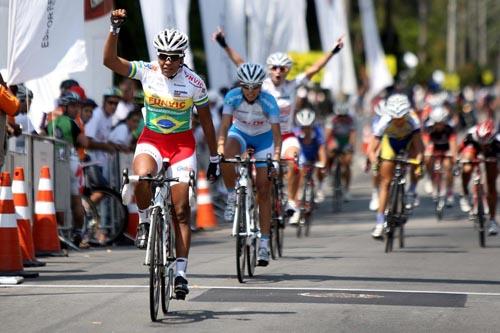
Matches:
[108,110,141,150]
[81,98,97,125]
[84,87,123,183]
[112,78,136,126]
[12,84,34,152]
[0,74,20,170]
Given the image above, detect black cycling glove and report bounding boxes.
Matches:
[207,155,221,182]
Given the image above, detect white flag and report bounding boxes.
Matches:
[199,0,246,90]
[139,0,193,69]
[315,0,357,97]
[247,0,309,64]
[359,0,393,98]
[6,0,86,85]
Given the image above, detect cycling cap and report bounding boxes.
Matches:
[103,87,123,98]
[373,99,385,116]
[266,52,293,68]
[58,92,81,106]
[296,108,316,126]
[334,101,350,115]
[83,98,97,108]
[237,63,266,86]
[475,119,495,144]
[385,94,411,118]
[16,84,33,101]
[59,79,79,91]
[153,28,189,53]
[429,106,449,124]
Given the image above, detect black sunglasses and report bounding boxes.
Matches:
[158,53,184,62]
[270,65,287,71]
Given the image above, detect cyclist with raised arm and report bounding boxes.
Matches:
[213,27,343,215]
[103,9,219,298]
[324,101,356,201]
[422,106,457,205]
[368,94,424,239]
[218,63,281,267]
[459,119,499,235]
[289,109,327,223]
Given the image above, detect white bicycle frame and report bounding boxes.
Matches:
[231,162,259,242]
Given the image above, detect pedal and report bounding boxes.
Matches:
[175,291,186,300]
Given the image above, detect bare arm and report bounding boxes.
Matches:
[217,114,233,155]
[271,123,282,160]
[349,129,357,148]
[212,27,245,66]
[368,137,381,164]
[304,36,344,80]
[103,9,130,77]
[197,104,218,156]
[318,144,327,167]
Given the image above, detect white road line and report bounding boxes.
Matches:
[3,284,500,297]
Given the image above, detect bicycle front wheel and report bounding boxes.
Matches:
[149,208,162,322]
[333,163,343,212]
[87,187,128,245]
[477,186,486,247]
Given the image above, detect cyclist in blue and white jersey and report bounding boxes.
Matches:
[217,63,282,267]
[212,27,343,216]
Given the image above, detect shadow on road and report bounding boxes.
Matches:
[152,310,295,325]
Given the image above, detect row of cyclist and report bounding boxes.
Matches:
[105,9,498,300]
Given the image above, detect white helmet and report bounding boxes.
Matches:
[429,106,449,123]
[374,100,386,116]
[385,94,411,118]
[153,28,189,53]
[296,108,316,126]
[266,52,293,68]
[334,101,350,115]
[237,63,266,86]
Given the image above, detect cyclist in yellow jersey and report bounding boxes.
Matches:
[104,9,219,298]
[368,94,424,239]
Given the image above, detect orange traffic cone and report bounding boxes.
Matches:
[126,196,139,239]
[195,170,217,230]
[33,166,62,256]
[0,172,38,281]
[13,168,45,267]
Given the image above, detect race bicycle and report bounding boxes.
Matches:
[121,159,195,321]
[381,154,420,253]
[428,152,453,221]
[296,162,318,238]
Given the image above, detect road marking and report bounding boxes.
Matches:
[3,284,500,297]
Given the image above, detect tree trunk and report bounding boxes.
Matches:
[447,0,457,72]
[417,0,428,64]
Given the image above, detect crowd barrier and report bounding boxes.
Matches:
[4,134,135,241]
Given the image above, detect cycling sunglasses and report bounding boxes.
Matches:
[157,53,184,62]
[240,83,262,91]
[270,65,288,72]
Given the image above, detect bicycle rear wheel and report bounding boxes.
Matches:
[333,162,343,212]
[161,217,175,314]
[477,186,486,247]
[236,191,246,283]
[149,208,162,322]
[247,205,258,277]
[86,187,128,245]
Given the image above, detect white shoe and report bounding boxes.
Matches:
[405,192,419,210]
[488,220,498,236]
[121,183,133,205]
[315,190,325,203]
[424,180,433,194]
[371,224,384,239]
[224,192,237,222]
[285,200,296,217]
[369,191,379,211]
[289,210,300,225]
[257,246,270,266]
[446,194,454,207]
[459,196,471,213]
[343,191,352,202]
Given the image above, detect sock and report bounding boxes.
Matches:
[138,209,150,224]
[376,212,385,225]
[409,183,417,193]
[260,235,269,249]
[176,257,188,278]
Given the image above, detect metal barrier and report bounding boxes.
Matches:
[5,134,72,238]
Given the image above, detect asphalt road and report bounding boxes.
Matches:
[2,165,500,333]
